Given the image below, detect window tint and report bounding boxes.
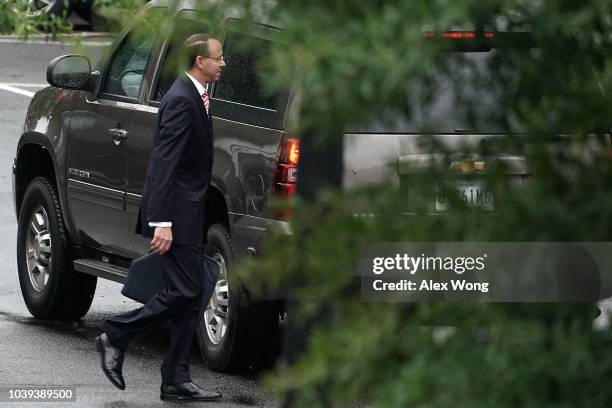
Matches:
[154,11,209,101]
[349,49,530,134]
[102,9,163,99]
[215,30,279,110]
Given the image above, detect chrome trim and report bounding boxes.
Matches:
[213,97,277,112]
[229,212,292,235]
[214,115,281,132]
[134,104,159,113]
[241,225,266,232]
[68,168,91,179]
[85,97,140,109]
[67,178,124,195]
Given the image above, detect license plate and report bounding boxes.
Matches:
[436,181,494,211]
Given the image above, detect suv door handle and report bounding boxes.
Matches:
[109,128,128,146]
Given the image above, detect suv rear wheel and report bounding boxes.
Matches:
[17,177,97,320]
[197,223,281,372]
[26,0,66,18]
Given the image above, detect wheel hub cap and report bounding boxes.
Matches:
[203,253,229,345]
[25,206,52,293]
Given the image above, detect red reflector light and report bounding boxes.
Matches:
[443,32,476,39]
[423,31,496,39]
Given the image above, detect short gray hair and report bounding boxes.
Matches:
[183,33,215,69]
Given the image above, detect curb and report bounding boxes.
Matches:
[0,31,114,44]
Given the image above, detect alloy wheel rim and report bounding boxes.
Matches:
[25,205,52,293]
[203,252,229,345]
[26,0,56,17]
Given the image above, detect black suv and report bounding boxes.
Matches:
[13,0,295,372]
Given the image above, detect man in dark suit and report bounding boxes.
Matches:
[94,33,225,402]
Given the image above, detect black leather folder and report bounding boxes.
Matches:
[122,251,220,305]
[121,252,166,304]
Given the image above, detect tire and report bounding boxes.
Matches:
[16,177,97,320]
[196,223,281,372]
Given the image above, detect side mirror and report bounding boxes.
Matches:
[46,55,93,91]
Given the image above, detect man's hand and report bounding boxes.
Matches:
[151,227,173,255]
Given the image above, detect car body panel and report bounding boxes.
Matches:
[17,86,77,241]
[65,95,134,256]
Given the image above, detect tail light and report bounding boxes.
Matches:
[273,135,299,219]
[274,136,299,197]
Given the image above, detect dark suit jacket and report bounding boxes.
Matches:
[136,75,213,246]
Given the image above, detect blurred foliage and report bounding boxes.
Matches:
[0,0,146,36]
[93,0,144,8]
[0,0,71,37]
[247,188,612,407]
[92,0,147,32]
[203,0,612,406]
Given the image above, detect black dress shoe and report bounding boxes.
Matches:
[160,382,222,401]
[94,333,125,390]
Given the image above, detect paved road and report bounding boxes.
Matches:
[0,37,274,407]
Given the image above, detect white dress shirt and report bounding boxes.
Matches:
[148,73,209,228]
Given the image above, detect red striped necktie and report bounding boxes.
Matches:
[201,90,210,115]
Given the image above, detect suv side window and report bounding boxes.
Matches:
[215,30,279,110]
[101,9,164,99]
[152,10,209,102]
[213,25,290,129]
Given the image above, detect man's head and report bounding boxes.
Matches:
[183,33,225,84]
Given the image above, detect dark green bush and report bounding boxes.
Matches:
[212,0,612,406]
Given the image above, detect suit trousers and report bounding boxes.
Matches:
[102,244,204,384]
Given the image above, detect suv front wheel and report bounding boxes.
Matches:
[197,223,281,372]
[17,177,97,320]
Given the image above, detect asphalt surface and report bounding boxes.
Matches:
[0,36,274,407]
